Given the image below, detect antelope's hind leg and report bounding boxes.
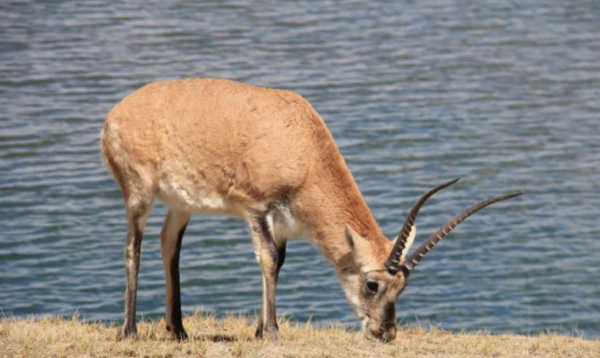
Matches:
[160,209,192,340]
[250,214,287,340]
[119,196,154,340]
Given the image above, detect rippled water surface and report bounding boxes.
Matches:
[1,0,600,337]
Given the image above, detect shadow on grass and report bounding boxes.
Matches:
[190,334,238,343]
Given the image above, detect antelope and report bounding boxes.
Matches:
[101,78,521,342]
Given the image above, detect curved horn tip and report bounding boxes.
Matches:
[504,191,525,200]
[439,177,461,189]
[438,177,461,187]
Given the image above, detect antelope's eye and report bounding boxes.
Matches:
[366,279,379,293]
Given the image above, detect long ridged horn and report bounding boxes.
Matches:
[402,192,524,273]
[384,178,461,274]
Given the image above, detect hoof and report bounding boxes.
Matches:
[167,324,188,341]
[255,324,279,341]
[117,326,138,341]
[255,322,263,339]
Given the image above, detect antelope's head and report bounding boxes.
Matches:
[340,178,522,342]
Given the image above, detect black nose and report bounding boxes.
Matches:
[368,324,397,342]
[384,302,396,323]
[383,325,397,342]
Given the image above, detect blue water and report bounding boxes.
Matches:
[1,0,599,338]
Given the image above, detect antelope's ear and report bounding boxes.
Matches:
[345,226,375,270]
[390,226,417,261]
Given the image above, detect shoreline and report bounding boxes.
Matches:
[1,313,598,357]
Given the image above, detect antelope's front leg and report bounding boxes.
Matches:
[249,214,287,340]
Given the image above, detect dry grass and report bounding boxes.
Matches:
[1,311,599,358]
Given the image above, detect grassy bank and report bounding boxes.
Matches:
[1,313,598,358]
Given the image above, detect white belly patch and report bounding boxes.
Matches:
[157,178,305,239]
[157,179,244,216]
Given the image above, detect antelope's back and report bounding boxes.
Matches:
[102,78,335,204]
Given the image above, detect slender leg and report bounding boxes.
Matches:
[119,198,153,340]
[275,240,287,283]
[250,214,287,340]
[160,209,191,341]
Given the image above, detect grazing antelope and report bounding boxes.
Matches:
[101,78,521,342]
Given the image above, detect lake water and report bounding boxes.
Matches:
[1,0,599,338]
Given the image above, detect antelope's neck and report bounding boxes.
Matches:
[291,146,389,267]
